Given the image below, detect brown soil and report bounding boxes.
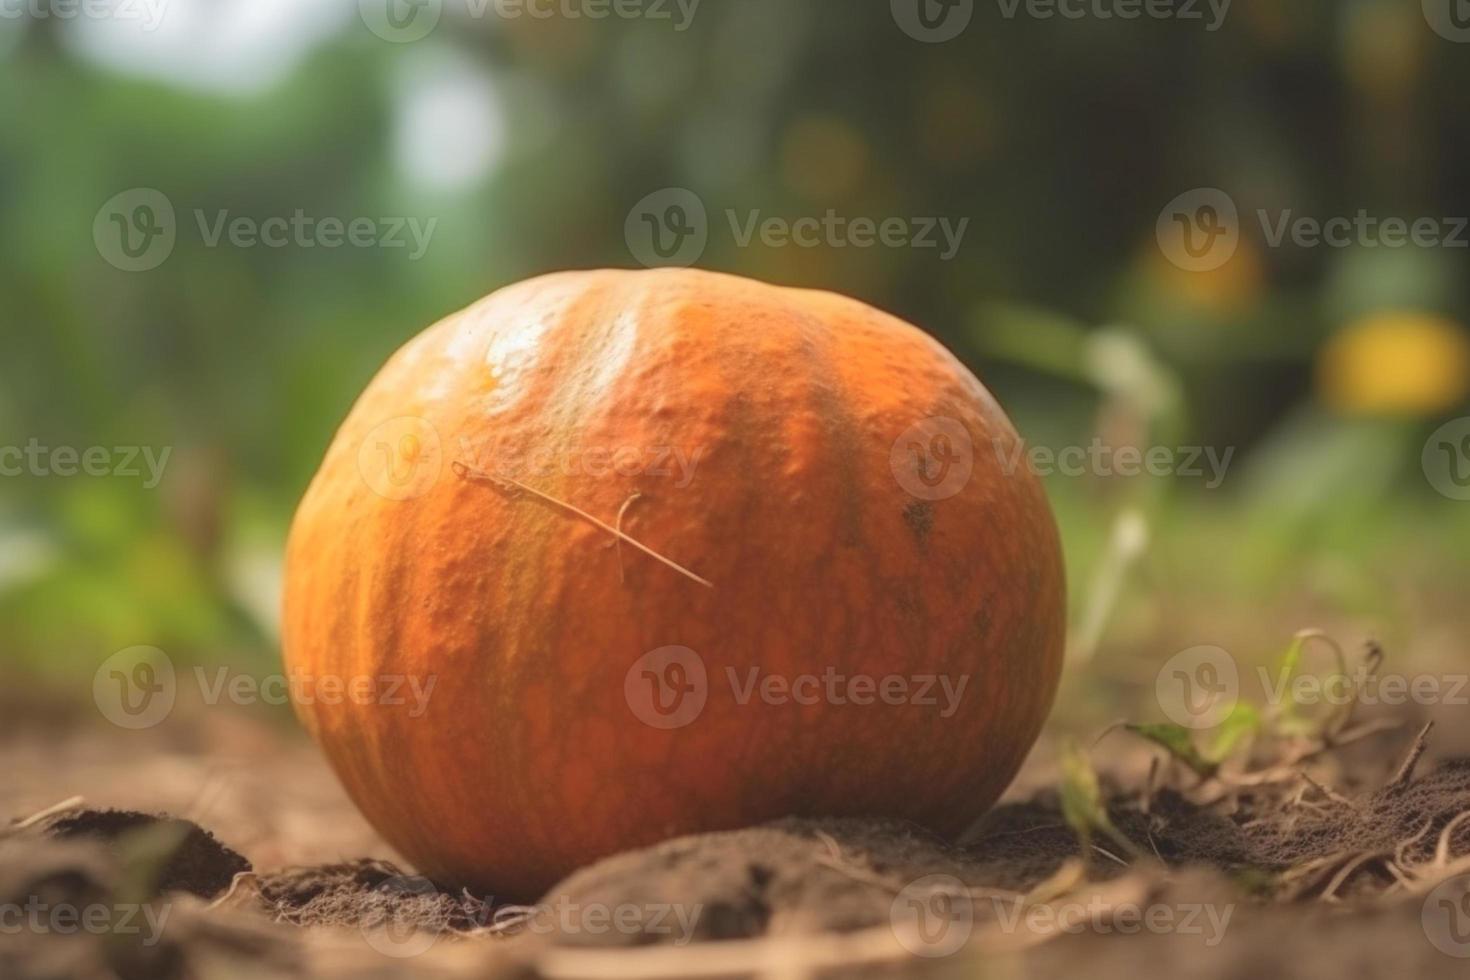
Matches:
[6,682,1470,978]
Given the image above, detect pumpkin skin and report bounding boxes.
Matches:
[282,268,1065,900]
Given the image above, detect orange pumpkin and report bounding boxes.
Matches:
[282,268,1065,899]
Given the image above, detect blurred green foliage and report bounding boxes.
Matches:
[2,0,1469,677]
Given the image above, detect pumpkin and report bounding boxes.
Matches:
[282,268,1065,899]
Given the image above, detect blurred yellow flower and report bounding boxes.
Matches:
[1317,311,1470,416]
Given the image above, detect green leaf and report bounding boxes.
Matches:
[1207,702,1261,761]
[1271,629,1351,738]
[1125,722,1218,778]
[1059,740,1142,861]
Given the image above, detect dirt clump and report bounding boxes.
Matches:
[37,806,250,900]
